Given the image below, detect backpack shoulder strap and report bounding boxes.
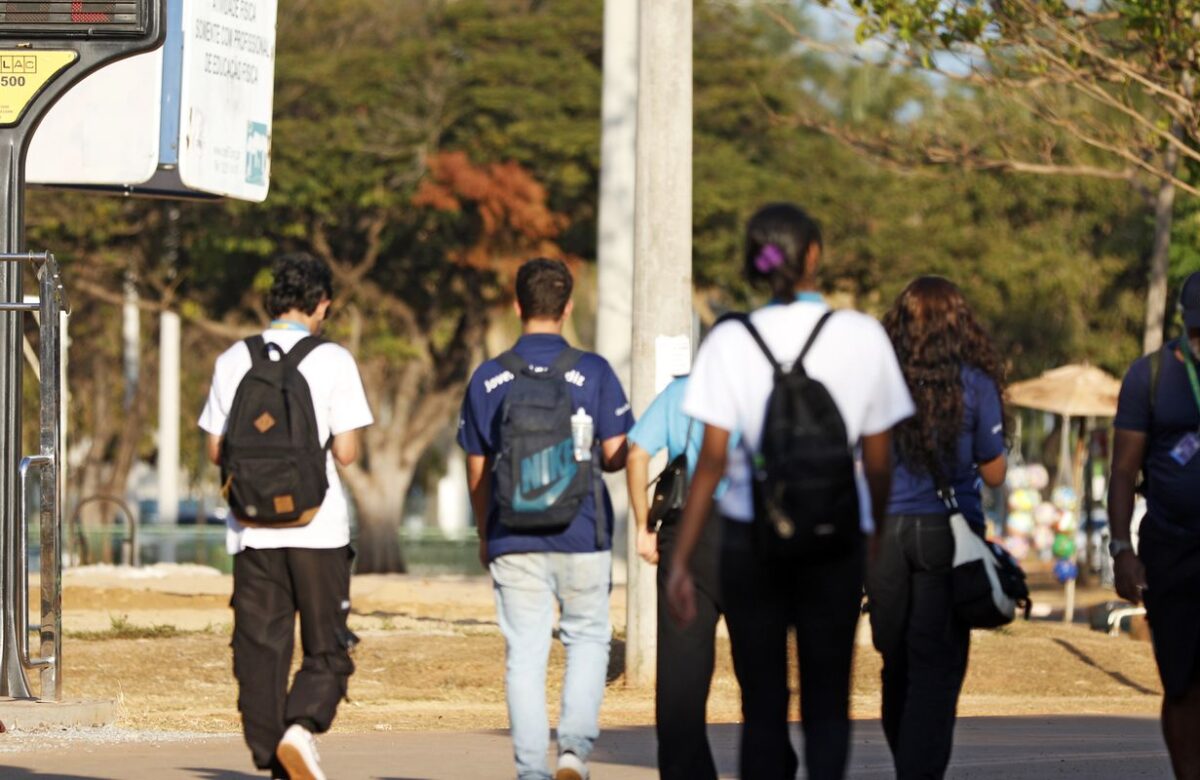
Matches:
[244,335,267,367]
[1148,346,1164,422]
[723,312,782,374]
[797,310,836,366]
[550,347,584,376]
[497,350,527,376]
[280,336,327,369]
[788,309,837,378]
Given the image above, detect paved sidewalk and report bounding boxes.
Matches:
[0,716,1171,779]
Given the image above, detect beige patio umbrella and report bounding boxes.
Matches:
[1006,364,1121,419]
[1006,363,1122,622]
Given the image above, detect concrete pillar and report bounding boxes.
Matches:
[627,0,692,688]
[596,0,638,580]
[437,450,470,538]
[121,273,138,412]
[157,311,180,527]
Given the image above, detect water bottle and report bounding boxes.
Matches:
[571,407,594,462]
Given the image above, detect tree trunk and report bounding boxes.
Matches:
[1143,129,1182,355]
[349,463,415,574]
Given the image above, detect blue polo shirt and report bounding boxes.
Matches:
[628,377,700,477]
[1115,340,1200,533]
[627,376,735,497]
[458,334,633,560]
[886,365,1006,527]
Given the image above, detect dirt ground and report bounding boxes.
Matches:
[46,562,1162,735]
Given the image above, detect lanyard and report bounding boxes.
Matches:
[1180,336,1200,418]
[269,319,309,333]
[769,291,825,306]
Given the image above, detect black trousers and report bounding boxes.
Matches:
[655,511,723,780]
[232,546,356,773]
[721,518,866,780]
[866,514,971,780]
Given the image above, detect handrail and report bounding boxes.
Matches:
[70,495,138,566]
[17,455,54,670]
[8,250,67,700]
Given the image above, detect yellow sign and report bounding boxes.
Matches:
[0,50,77,127]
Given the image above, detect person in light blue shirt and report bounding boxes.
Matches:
[626,375,724,780]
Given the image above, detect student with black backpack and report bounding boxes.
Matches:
[459,258,632,780]
[666,204,913,780]
[198,253,374,780]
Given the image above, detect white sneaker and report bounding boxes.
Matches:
[555,750,589,780]
[275,724,327,780]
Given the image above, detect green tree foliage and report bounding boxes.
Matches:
[21,0,1175,569]
[804,0,1200,350]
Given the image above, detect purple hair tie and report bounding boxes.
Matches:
[754,243,786,273]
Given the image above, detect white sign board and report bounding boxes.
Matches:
[178,0,276,202]
[654,334,692,395]
[26,50,163,186]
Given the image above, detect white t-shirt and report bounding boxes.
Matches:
[198,330,374,554]
[683,301,914,532]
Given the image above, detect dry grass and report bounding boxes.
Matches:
[60,610,1161,734]
[52,567,1162,734]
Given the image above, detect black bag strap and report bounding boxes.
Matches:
[722,313,781,374]
[1148,345,1164,423]
[245,335,268,367]
[497,347,584,378]
[245,334,326,369]
[280,335,327,369]
[927,455,960,513]
[794,310,837,377]
[724,310,837,379]
[551,347,584,376]
[498,350,527,376]
[594,456,607,550]
[650,418,694,489]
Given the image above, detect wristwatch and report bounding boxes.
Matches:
[1109,539,1135,558]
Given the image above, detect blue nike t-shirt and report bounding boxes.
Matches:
[1115,340,1200,533]
[458,334,633,560]
[886,365,1006,527]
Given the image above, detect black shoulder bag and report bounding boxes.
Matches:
[646,418,695,532]
[934,467,1031,628]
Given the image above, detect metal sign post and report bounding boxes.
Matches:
[0,0,164,700]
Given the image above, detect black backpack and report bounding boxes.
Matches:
[726,311,861,560]
[494,348,605,547]
[220,335,330,527]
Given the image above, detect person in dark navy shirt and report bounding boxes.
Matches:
[1111,271,1200,780]
[869,276,1008,780]
[885,364,1005,529]
[459,329,633,562]
[458,258,631,780]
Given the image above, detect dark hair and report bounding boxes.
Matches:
[266,253,333,318]
[515,258,573,321]
[882,276,1008,475]
[744,203,824,300]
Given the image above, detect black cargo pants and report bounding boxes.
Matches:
[231,545,356,773]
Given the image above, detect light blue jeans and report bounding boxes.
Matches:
[490,550,613,780]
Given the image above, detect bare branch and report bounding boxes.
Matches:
[73,277,259,341]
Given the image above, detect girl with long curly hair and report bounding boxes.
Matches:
[871,276,1009,779]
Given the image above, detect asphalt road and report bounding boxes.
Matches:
[0,716,1173,779]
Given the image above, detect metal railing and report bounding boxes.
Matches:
[70,494,138,567]
[2,252,67,700]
